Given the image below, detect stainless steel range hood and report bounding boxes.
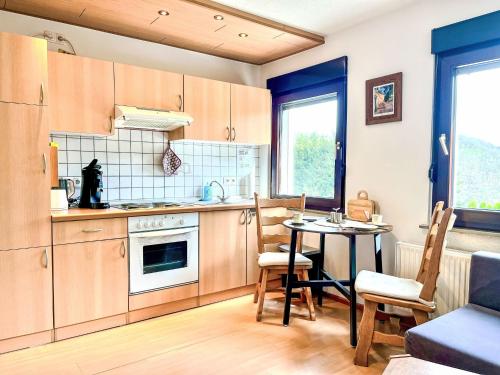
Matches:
[114,105,193,131]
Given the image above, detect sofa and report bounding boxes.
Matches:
[405,251,500,374]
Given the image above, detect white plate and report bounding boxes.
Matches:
[314,219,377,230]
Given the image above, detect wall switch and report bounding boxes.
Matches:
[223,176,236,186]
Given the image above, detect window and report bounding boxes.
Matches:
[278,94,338,198]
[268,58,347,211]
[432,42,500,231]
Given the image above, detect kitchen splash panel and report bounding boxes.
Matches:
[52,129,265,202]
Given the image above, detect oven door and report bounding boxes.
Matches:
[129,227,198,294]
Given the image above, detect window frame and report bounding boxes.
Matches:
[270,78,347,211]
[432,41,500,231]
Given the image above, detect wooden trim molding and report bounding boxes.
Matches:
[0,330,53,354]
[128,297,199,323]
[129,283,199,311]
[54,314,127,341]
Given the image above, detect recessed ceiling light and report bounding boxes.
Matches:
[158,10,169,16]
[238,33,248,38]
[214,14,224,21]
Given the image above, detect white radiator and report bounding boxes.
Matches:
[395,242,471,316]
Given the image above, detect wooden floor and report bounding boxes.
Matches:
[0,294,403,374]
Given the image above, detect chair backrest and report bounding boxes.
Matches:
[416,201,456,302]
[254,192,306,254]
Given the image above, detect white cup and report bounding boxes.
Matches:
[371,214,383,224]
[292,213,304,223]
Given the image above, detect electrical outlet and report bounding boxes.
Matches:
[41,30,65,45]
[223,176,236,186]
[55,33,67,45]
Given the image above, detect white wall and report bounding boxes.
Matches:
[262,0,500,282]
[0,10,260,85]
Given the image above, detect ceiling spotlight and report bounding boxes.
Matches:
[158,9,169,16]
[214,14,224,21]
[238,33,248,38]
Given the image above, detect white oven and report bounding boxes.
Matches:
[128,213,198,294]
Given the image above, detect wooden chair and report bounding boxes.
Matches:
[354,202,456,366]
[253,192,316,322]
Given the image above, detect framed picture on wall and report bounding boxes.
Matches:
[365,72,402,125]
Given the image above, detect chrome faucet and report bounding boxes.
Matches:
[210,180,227,203]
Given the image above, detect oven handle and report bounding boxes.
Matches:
[129,227,198,239]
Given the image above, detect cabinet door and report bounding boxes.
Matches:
[53,239,128,327]
[231,84,271,144]
[0,103,51,251]
[0,32,48,106]
[174,75,230,141]
[0,247,53,340]
[199,210,247,295]
[114,63,183,111]
[48,52,114,135]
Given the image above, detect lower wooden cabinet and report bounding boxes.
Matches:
[0,247,53,340]
[53,239,128,327]
[199,210,247,295]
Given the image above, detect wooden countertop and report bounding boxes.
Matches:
[51,201,256,222]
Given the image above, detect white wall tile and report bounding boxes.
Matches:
[53,130,264,201]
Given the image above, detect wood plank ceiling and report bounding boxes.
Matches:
[1,0,325,65]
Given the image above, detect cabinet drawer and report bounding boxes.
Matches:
[53,218,127,245]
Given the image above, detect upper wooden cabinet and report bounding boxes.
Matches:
[199,210,247,295]
[48,52,114,135]
[114,63,183,111]
[230,84,271,144]
[171,75,231,142]
[0,32,48,106]
[0,102,51,251]
[0,247,53,341]
[53,238,128,328]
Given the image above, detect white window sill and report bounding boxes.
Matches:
[419,224,500,238]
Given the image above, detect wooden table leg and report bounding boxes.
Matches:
[283,229,298,326]
[317,233,325,306]
[349,235,357,347]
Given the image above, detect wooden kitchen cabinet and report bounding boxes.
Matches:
[171,75,230,142]
[48,51,114,135]
[230,83,271,144]
[0,247,53,340]
[0,102,51,251]
[199,210,247,295]
[114,63,183,111]
[0,32,48,106]
[53,238,129,327]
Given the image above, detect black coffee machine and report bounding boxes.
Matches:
[79,159,110,209]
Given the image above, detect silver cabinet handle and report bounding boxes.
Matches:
[82,228,104,233]
[42,248,48,268]
[225,126,230,141]
[439,133,449,156]
[42,153,47,174]
[247,210,253,224]
[239,210,246,225]
[109,116,114,134]
[178,94,183,111]
[40,82,45,105]
[231,127,236,142]
[120,240,126,258]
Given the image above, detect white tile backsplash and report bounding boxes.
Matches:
[52,130,267,201]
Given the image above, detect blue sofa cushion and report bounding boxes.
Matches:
[469,251,500,312]
[405,303,500,374]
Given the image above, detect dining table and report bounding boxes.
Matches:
[281,217,393,347]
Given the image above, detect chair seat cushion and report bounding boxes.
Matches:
[258,252,312,268]
[355,270,434,307]
[405,304,500,374]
